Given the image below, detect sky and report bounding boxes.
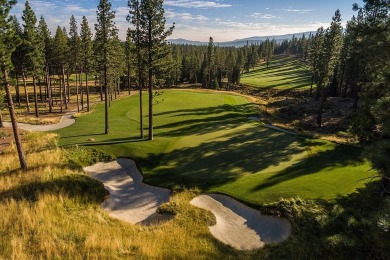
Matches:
[10,0,364,42]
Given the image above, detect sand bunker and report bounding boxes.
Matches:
[190,194,291,250]
[3,111,75,132]
[83,158,171,225]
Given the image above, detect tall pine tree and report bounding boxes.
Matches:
[80,16,93,112]
[95,0,116,134]
[0,0,27,170]
[138,0,174,140]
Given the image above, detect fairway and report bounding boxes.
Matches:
[55,90,374,204]
[241,55,312,90]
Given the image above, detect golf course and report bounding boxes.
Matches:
[55,90,374,205]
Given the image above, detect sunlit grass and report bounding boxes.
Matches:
[241,55,312,90]
[55,90,375,205]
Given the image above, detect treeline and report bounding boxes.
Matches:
[0,0,174,169]
[169,37,276,88]
[274,1,389,186]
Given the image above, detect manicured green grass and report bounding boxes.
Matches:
[241,55,312,90]
[55,90,374,204]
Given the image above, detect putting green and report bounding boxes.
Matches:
[55,90,374,204]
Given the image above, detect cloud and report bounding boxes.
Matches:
[282,8,313,14]
[251,13,277,19]
[164,0,231,9]
[166,9,209,21]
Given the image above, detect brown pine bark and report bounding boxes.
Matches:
[32,75,39,118]
[0,109,3,128]
[86,72,90,112]
[2,63,28,171]
[75,73,79,112]
[22,71,30,113]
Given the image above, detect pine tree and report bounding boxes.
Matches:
[22,0,44,118]
[128,0,144,138]
[53,26,69,112]
[316,10,343,127]
[349,0,390,190]
[125,28,134,95]
[308,27,324,98]
[37,16,53,111]
[206,37,215,88]
[95,0,116,134]
[139,0,174,140]
[0,0,27,170]
[10,15,23,106]
[80,16,93,112]
[69,15,81,111]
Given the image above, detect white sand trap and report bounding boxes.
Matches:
[83,158,171,225]
[190,194,291,250]
[3,111,75,132]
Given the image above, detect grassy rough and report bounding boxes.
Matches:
[0,132,388,258]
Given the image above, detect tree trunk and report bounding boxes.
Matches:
[22,71,30,113]
[104,64,109,135]
[80,71,84,110]
[66,73,70,103]
[47,72,52,113]
[0,109,3,128]
[86,72,90,112]
[15,72,20,106]
[309,73,314,97]
[32,75,39,118]
[76,73,80,112]
[316,84,326,128]
[128,62,131,95]
[148,25,153,141]
[352,86,360,109]
[99,75,103,102]
[61,66,67,110]
[38,78,43,101]
[2,63,28,171]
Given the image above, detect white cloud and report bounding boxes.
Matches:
[251,13,277,19]
[166,9,209,21]
[165,0,231,9]
[282,8,313,14]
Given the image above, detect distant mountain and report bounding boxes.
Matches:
[167,38,207,46]
[168,31,316,47]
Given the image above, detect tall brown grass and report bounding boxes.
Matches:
[0,132,251,259]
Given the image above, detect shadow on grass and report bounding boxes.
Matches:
[252,144,366,191]
[154,103,256,137]
[0,175,108,205]
[142,126,307,190]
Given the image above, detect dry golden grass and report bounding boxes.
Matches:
[0,132,255,259]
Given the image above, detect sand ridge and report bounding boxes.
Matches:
[190,194,291,250]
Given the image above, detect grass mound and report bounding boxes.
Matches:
[55,90,375,204]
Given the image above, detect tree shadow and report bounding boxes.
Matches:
[0,175,108,205]
[142,126,307,190]
[154,103,256,137]
[251,144,366,191]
